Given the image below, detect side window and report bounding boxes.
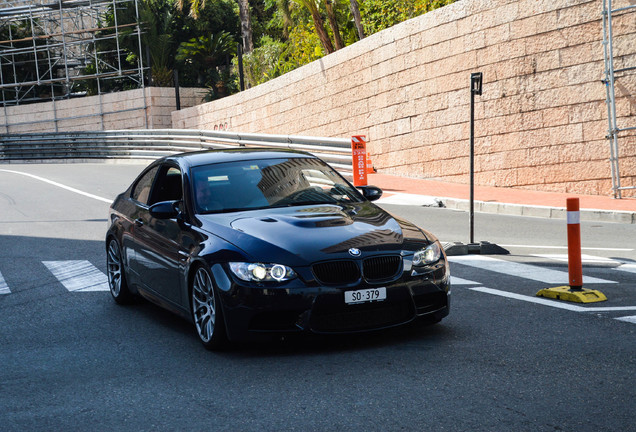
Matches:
[131,166,159,205]
[149,166,183,205]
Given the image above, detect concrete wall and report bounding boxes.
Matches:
[172,0,636,196]
[1,87,206,133]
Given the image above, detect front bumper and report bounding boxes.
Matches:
[211,260,450,341]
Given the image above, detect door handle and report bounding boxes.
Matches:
[134,218,144,227]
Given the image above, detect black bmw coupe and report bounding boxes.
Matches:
[106,149,450,349]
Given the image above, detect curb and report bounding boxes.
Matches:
[376,193,636,224]
[442,198,636,224]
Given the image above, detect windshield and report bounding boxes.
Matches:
[191,157,364,214]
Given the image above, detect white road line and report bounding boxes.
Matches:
[616,316,636,324]
[0,169,112,203]
[531,254,620,265]
[470,287,636,313]
[0,271,9,295]
[470,287,587,311]
[376,193,441,207]
[449,255,616,284]
[498,244,633,252]
[450,276,481,285]
[43,261,110,292]
[616,263,636,275]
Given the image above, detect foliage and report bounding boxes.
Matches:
[236,20,324,89]
[360,0,456,35]
[283,22,325,69]
[237,36,287,87]
[140,4,175,86]
[234,0,458,90]
[176,31,237,86]
[204,68,239,101]
[176,32,237,67]
[10,0,458,103]
[76,0,240,94]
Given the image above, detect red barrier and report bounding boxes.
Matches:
[567,198,583,289]
[351,135,367,186]
[366,157,375,174]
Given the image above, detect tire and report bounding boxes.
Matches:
[106,238,133,304]
[191,266,227,350]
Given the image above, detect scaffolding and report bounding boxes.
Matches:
[602,0,636,198]
[0,0,145,112]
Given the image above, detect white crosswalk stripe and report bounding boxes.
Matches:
[616,315,636,324]
[450,276,481,286]
[530,254,636,277]
[43,260,110,292]
[531,254,620,265]
[449,255,617,284]
[0,270,10,295]
[616,263,636,275]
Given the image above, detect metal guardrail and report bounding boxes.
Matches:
[0,129,354,175]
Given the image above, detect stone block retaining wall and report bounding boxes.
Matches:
[172,0,636,196]
[1,87,205,134]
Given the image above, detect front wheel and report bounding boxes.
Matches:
[191,266,227,350]
[106,238,133,304]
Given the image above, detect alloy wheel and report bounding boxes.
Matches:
[192,267,216,343]
[107,239,123,297]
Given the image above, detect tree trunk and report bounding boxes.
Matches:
[325,0,344,50]
[237,0,254,53]
[349,0,365,40]
[309,9,334,54]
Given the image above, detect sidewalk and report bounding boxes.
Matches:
[369,173,636,224]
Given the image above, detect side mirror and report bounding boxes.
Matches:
[357,185,383,202]
[149,200,181,219]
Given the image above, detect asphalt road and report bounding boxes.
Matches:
[1,162,634,431]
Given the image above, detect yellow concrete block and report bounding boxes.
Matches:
[536,286,607,303]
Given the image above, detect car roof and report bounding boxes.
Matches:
[163,148,316,168]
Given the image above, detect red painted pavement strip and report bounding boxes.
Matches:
[368,173,636,212]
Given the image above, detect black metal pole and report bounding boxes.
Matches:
[469,72,482,246]
[145,45,151,86]
[174,69,181,111]
[470,85,475,244]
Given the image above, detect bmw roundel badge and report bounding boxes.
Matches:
[348,248,361,257]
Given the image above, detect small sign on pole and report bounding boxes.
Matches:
[351,135,367,186]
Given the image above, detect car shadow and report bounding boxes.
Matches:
[120,292,457,358]
[222,319,457,358]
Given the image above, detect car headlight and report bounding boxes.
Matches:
[412,242,442,266]
[228,262,297,282]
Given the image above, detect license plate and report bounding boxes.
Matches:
[344,287,386,304]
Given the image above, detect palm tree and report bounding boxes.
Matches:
[292,0,334,54]
[324,0,344,50]
[139,6,175,86]
[237,0,254,53]
[274,0,294,38]
[176,31,237,97]
[349,0,364,39]
[176,31,236,80]
[177,0,253,53]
